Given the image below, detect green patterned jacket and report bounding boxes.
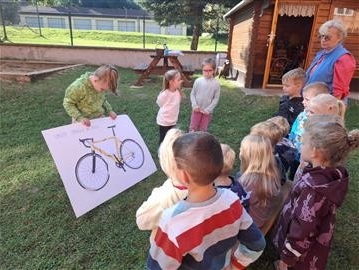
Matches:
[63,72,113,121]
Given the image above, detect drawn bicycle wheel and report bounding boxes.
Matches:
[75,153,109,191]
[120,139,144,169]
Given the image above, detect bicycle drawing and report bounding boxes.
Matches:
[75,125,144,191]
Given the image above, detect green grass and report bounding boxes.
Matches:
[2,26,228,51]
[0,66,358,269]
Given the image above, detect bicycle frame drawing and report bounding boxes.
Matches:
[75,125,144,191]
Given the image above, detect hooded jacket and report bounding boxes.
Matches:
[273,165,349,270]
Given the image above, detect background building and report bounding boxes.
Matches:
[18,5,187,36]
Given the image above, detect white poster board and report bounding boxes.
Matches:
[42,115,157,217]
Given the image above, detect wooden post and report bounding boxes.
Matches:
[262,0,279,89]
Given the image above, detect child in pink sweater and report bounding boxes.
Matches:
[156,69,184,144]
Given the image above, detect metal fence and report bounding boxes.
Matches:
[0,2,228,51]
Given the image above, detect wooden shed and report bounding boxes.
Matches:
[224,0,358,90]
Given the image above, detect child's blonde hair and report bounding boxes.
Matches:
[308,93,346,124]
[304,114,359,167]
[239,134,281,205]
[94,64,119,94]
[220,144,235,176]
[158,128,183,181]
[250,121,282,147]
[266,116,290,138]
[162,69,181,91]
[282,67,306,85]
[302,81,329,95]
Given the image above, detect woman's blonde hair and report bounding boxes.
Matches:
[308,94,346,124]
[250,121,282,147]
[304,114,359,166]
[158,128,183,181]
[220,143,235,176]
[94,64,119,94]
[239,134,281,206]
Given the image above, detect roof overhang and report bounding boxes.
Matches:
[223,0,255,19]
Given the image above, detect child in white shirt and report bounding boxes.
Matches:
[135,128,187,240]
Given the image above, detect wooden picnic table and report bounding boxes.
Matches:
[132,53,194,88]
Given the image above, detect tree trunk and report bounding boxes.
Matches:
[190,25,200,51]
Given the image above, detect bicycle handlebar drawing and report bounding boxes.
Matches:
[75,125,144,191]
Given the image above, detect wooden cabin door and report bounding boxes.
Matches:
[262,2,315,89]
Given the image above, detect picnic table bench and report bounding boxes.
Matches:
[132,53,194,88]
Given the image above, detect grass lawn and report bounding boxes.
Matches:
[0,66,358,269]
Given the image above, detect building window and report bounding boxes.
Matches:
[95,20,113,31]
[118,20,136,32]
[48,17,66,29]
[333,7,358,34]
[334,7,354,16]
[73,18,91,30]
[25,16,43,28]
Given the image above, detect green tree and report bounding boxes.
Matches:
[140,0,237,50]
[28,0,80,6]
[203,4,229,34]
[0,1,20,25]
[31,0,139,8]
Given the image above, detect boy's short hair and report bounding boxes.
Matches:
[266,116,290,137]
[173,132,223,186]
[202,57,217,70]
[302,81,330,95]
[250,120,282,147]
[282,67,306,84]
[220,144,235,176]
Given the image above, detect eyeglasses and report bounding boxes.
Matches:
[203,69,213,72]
[318,34,331,41]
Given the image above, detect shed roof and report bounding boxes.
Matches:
[223,0,254,19]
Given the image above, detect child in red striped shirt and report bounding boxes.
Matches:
[147,132,265,269]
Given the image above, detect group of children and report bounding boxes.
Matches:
[136,118,358,269]
[62,62,359,269]
[249,67,357,269]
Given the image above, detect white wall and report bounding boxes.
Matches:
[0,44,219,70]
[19,15,187,35]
